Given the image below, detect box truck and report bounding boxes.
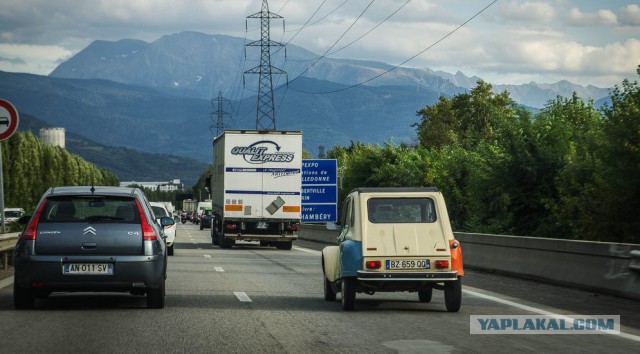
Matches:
[210,130,302,250]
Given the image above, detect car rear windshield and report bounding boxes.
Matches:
[367,197,437,224]
[151,206,169,218]
[38,196,141,223]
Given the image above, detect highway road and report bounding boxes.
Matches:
[1,223,639,353]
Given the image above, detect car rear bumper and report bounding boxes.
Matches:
[357,270,459,281]
[14,254,165,291]
[355,270,459,292]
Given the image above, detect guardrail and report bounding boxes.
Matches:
[0,232,20,269]
[299,225,640,300]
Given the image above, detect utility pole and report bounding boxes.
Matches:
[244,0,287,130]
[210,90,231,137]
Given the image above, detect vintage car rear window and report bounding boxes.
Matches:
[39,196,141,223]
[367,197,437,223]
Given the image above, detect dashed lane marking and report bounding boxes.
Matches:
[215,267,224,272]
[234,291,252,302]
[204,254,211,258]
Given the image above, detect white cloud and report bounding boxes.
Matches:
[0,43,71,74]
[495,1,556,24]
[619,4,640,26]
[567,7,617,26]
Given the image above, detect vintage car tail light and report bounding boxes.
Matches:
[365,260,382,269]
[22,199,48,240]
[135,200,158,241]
[435,260,449,269]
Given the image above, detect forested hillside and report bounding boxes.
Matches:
[330,68,640,244]
[1,131,118,211]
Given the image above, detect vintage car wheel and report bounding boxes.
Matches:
[444,278,462,312]
[276,241,292,250]
[341,277,357,311]
[418,288,433,303]
[324,276,336,301]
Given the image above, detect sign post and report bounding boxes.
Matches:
[301,159,338,223]
[0,99,20,233]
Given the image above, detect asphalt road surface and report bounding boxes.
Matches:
[1,223,638,353]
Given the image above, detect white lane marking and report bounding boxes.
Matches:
[214,267,225,272]
[204,254,211,258]
[234,291,252,302]
[0,276,13,290]
[293,246,321,254]
[464,287,640,342]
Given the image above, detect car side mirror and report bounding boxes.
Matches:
[160,216,175,227]
[18,215,31,225]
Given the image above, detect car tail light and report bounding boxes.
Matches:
[22,199,48,240]
[435,260,449,269]
[135,200,158,241]
[365,260,381,269]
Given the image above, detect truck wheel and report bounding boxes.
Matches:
[324,276,336,301]
[276,241,292,250]
[418,287,433,303]
[444,278,462,312]
[211,228,219,245]
[341,277,357,311]
[14,283,35,309]
[220,237,234,249]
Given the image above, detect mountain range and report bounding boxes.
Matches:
[0,31,615,187]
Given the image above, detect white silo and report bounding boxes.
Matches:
[39,127,66,149]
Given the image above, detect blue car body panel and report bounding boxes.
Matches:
[340,240,362,277]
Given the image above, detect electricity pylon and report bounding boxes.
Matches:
[210,91,230,137]
[244,0,287,130]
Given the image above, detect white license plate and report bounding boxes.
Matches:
[63,263,114,275]
[386,259,430,270]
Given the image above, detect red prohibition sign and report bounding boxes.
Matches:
[0,99,19,141]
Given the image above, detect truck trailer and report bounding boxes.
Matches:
[211,130,302,250]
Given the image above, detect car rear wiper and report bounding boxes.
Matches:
[86,215,123,222]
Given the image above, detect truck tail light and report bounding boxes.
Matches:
[365,260,381,269]
[286,223,298,231]
[435,260,449,269]
[225,223,238,230]
[22,198,48,240]
[135,200,158,241]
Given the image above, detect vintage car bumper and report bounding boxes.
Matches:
[357,270,459,281]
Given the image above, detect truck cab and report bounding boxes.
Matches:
[321,187,463,311]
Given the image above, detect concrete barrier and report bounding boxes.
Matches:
[299,225,640,300]
[0,233,20,269]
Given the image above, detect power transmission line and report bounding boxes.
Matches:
[288,0,375,86]
[289,0,498,95]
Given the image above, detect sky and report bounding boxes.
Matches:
[0,0,638,88]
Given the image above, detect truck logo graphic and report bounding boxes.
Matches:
[231,140,295,164]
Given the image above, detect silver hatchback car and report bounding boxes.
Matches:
[13,186,174,309]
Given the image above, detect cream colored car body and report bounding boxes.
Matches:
[321,187,463,311]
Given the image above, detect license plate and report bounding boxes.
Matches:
[257,222,268,229]
[386,259,430,270]
[63,263,114,275]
